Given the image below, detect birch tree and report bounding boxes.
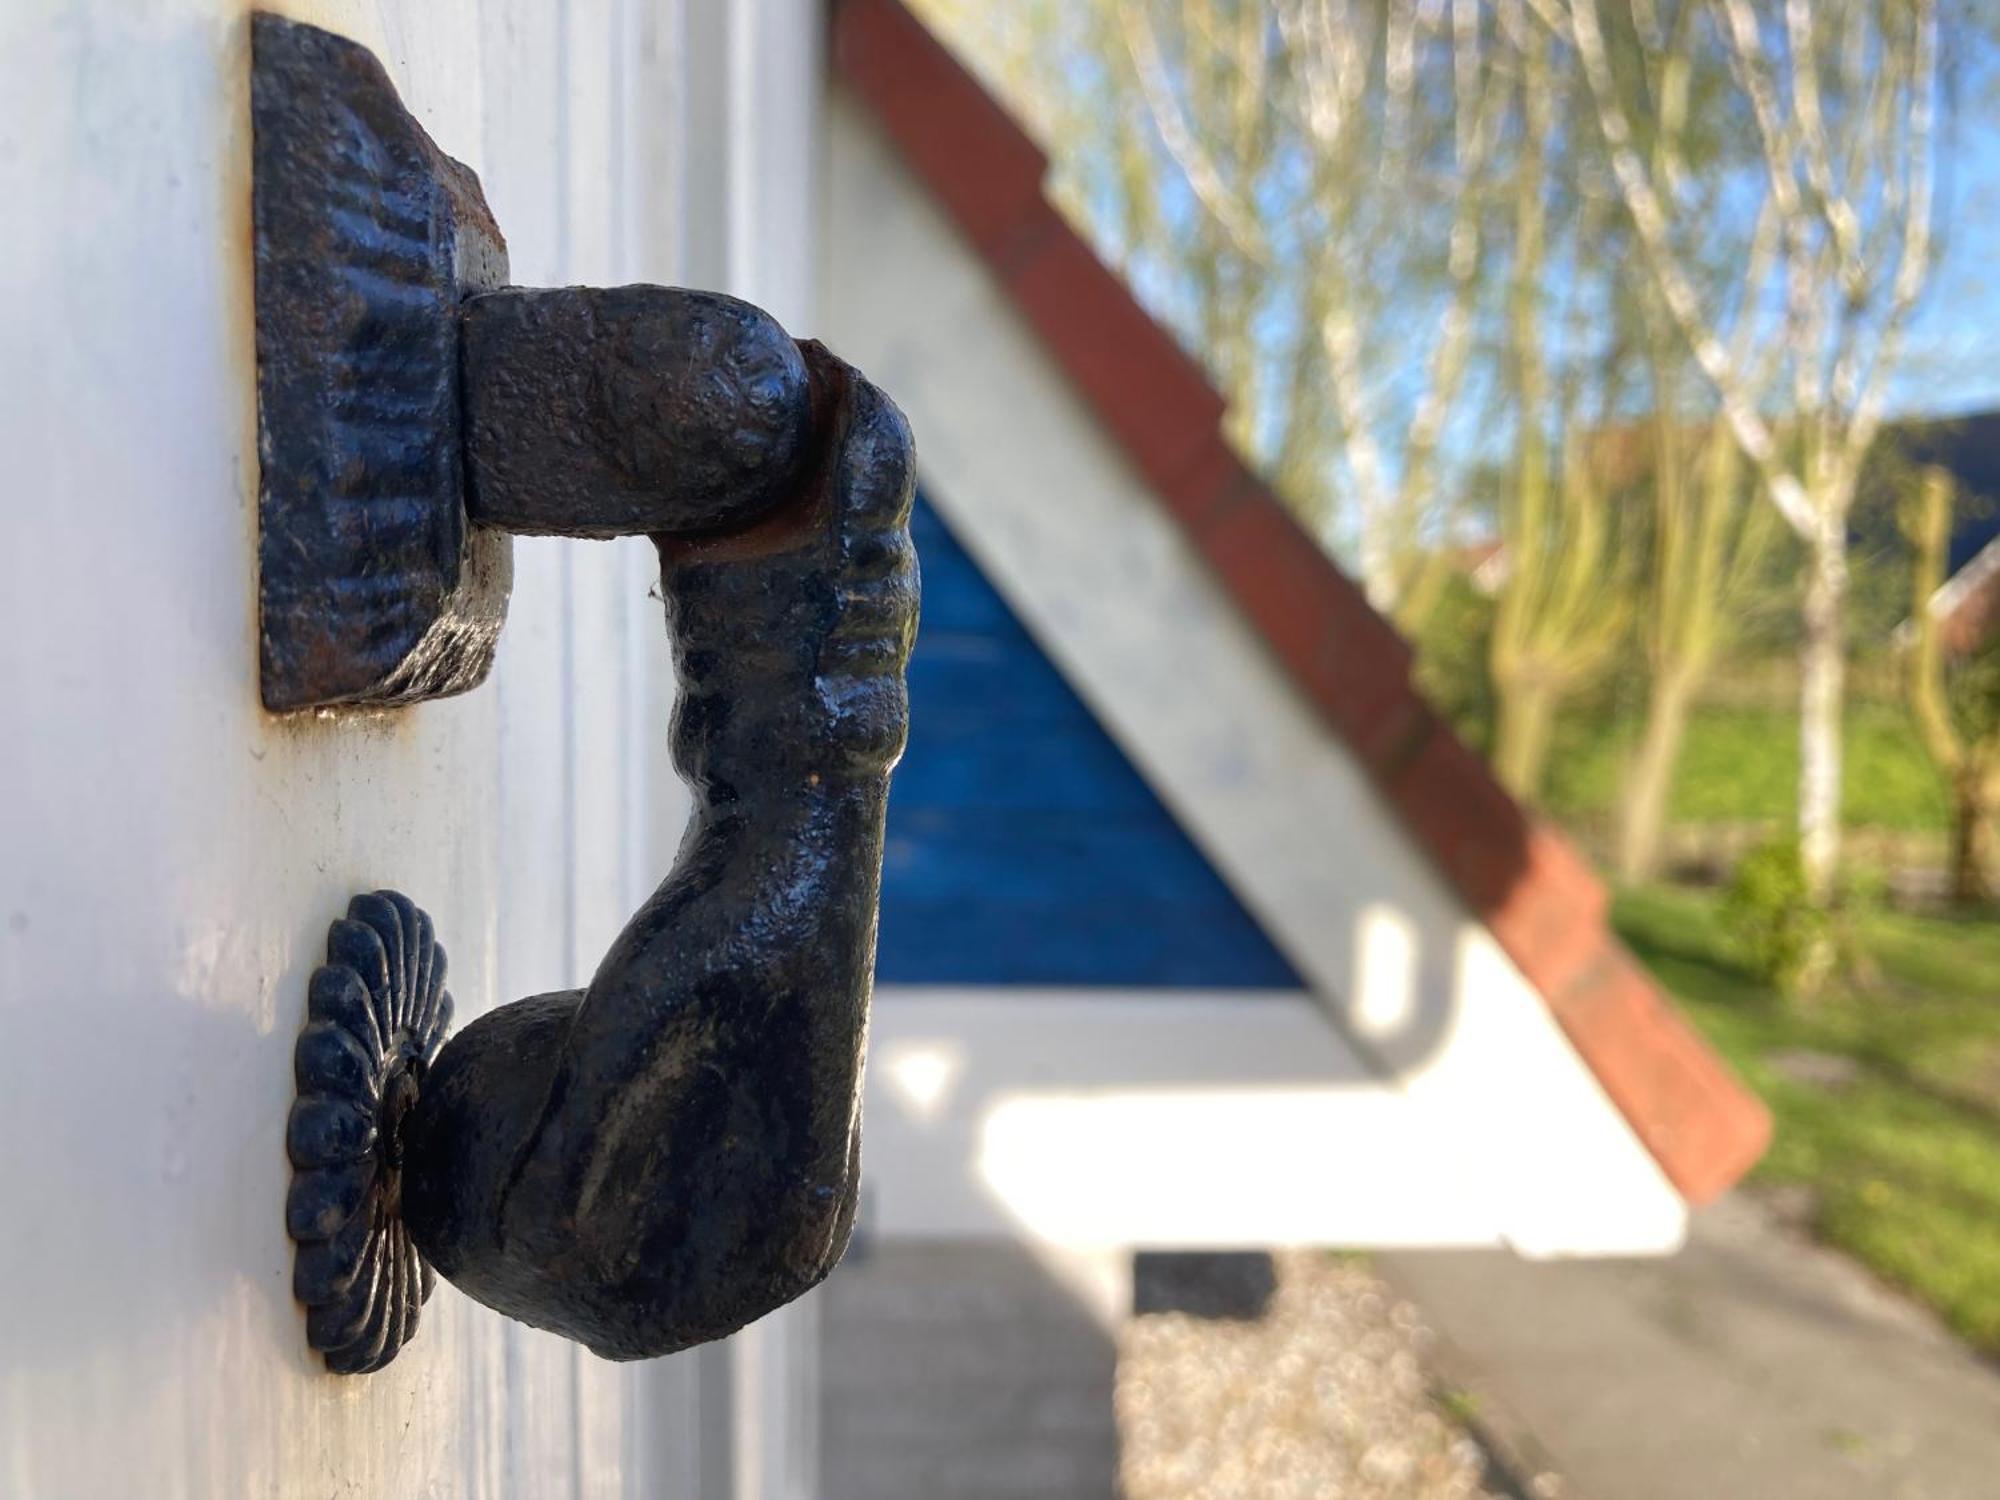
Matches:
[1487,2,1635,798]
[1273,0,1508,619]
[1620,401,1776,878]
[1099,0,1508,625]
[1529,0,1941,900]
[1549,0,1783,880]
[1107,0,1301,473]
[911,1,1335,513]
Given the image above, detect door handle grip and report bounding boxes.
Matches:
[404,327,916,1362]
[256,15,917,1373]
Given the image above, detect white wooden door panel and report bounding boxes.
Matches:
[0,1,743,1494]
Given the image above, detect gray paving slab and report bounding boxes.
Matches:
[1379,1194,2000,1500]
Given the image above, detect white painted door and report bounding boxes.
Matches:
[0,1,820,1495]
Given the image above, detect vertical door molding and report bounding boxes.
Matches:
[644,7,829,1497]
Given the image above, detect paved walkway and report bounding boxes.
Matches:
[1380,1193,2000,1500]
[819,1241,1119,1500]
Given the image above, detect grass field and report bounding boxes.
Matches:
[1549,700,1949,834]
[1615,884,2000,1354]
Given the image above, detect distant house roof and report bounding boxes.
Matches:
[1897,411,2000,574]
[1894,411,2000,655]
[831,0,1769,1204]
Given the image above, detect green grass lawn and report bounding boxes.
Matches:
[1614,884,2000,1353]
[1550,700,1949,833]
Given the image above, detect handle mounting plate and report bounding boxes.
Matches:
[251,14,513,711]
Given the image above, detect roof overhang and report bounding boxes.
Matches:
[823,0,1768,1226]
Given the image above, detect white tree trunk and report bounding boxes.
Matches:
[1798,522,1848,900]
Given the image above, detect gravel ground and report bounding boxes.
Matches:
[1116,1251,1549,1500]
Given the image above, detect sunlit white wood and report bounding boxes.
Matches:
[865,992,1499,1248]
[863,988,1670,1257]
[822,88,1687,1260]
[663,8,831,1498]
[680,0,824,327]
[0,1,752,1493]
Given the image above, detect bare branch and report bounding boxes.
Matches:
[1548,0,1819,536]
[1785,0,1867,295]
[1318,299,1397,604]
[1113,0,1271,263]
[1837,0,1938,487]
[1711,0,1826,430]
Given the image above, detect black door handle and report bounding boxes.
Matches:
[254,15,918,1373]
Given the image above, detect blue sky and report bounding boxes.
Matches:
[1896,61,2000,418]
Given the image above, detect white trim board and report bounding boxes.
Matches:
[864,992,1684,1256]
[822,88,1685,1257]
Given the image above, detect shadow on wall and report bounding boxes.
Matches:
[860,989,1551,1252]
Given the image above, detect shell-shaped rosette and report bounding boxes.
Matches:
[285,891,454,1374]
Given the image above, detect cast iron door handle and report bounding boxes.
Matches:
[254,15,918,1372]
